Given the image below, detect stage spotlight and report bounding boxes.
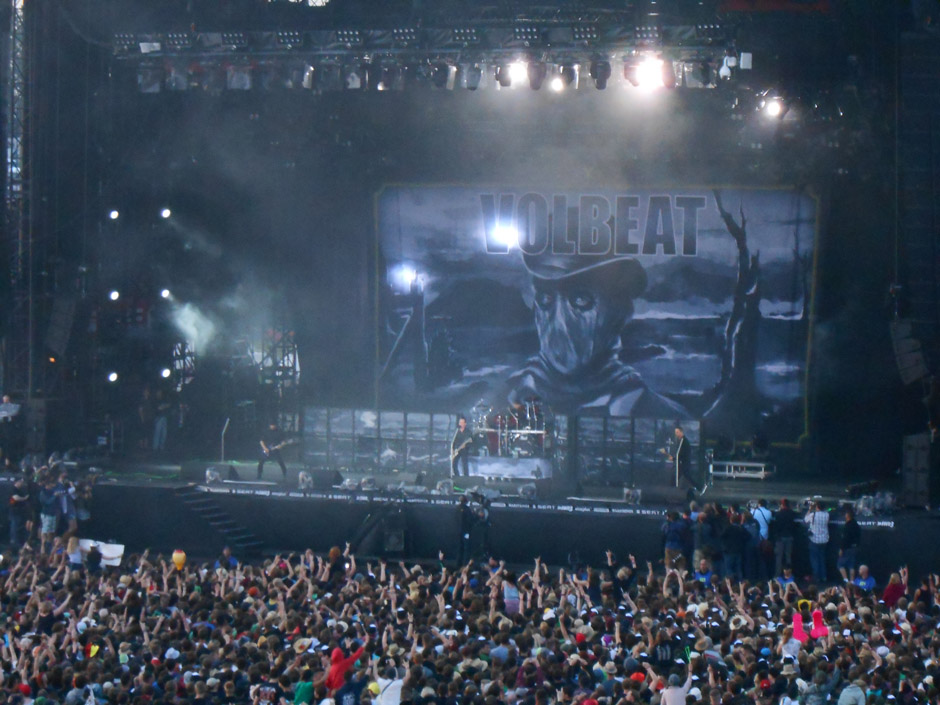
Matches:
[589,60,611,89]
[491,224,519,250]
[431,62,451,89]
[343,64,364,90]
[107,372,119,383]
[693,60,713,87]
[160,208,172,219]
[161,368,172,379]
[391,264,418,291]
[508,61,527,86]
[108,210,120,220]
[527,61,546,90]
[762,98,784,117]
[495,64,512,88]
[109,290,120,301]
[550,76,564,92]
[466,64,483,90]
[376,64,402,91]
[719,51,737,80]
[635,56,665,91]
[160,288,171,299]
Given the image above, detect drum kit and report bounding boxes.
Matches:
[470,399,551,458]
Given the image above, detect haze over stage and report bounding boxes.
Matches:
[0,0,931,558]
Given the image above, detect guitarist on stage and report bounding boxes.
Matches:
[258,422,289,480]
[451,415,473,477]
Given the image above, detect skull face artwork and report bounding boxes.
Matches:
[531,268,633,376]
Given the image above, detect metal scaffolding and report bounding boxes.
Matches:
[171,340,196,392]
[3,0,32,400]
[259,322,300,433]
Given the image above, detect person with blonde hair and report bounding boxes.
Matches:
[66,536,83,569]
[882,566,908,608]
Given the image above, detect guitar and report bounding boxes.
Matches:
[450,437,472,461]
[260,438,298,456]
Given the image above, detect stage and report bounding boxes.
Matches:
[9,455,928,582]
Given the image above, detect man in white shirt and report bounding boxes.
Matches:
[642,663,691,705]
[372,661,410,705]
[804,501,830,583]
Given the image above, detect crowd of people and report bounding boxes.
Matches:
[659,499,866,587]
[0,491,934,705]
[8,460,96,557]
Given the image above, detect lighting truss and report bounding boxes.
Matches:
[109,22,733,64]
[107,18,757,98]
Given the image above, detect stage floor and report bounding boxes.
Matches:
[88,455,881,513]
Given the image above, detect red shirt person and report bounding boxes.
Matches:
[325,637,369,691]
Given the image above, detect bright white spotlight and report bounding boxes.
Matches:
[763,99,783,117]
[491,224,519,250]
[636,57,665,91]
[161,368,172,379]
[109,290,120,301]
[160,208,172,219]
[108,210,120,220]
[550,76,564,92]
[107,372,119,383]
[391,264,418,291]
[508,62,527,86]
[160,289,171,299]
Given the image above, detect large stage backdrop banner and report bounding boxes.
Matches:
[375,186,818,445]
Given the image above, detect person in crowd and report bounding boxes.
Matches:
[693,557,714,584]
[214,545,238,570]
[778,565,798,587]
[742,507,762,580]
[773,497,799,576]
[853,563,876,591]
[753,498,774,578]
[882,566,909,607]
[722,511,749,580]
[38,471,63,554]
[804,500,830,583]
[8,476,29,547]
[457,495,475,565]
[838,506,861,583]
[57,467,78,538]
[65,535,84,569]
[661,510,687,570]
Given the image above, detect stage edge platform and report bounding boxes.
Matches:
[0,479,921,582]
[194,483,897,528]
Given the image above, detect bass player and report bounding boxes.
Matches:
[451,414,473,478]
[258,421,291,480]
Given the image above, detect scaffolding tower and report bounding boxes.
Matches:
[3,0,32,400]
[259,322,300,434]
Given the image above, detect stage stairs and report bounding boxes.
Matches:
[173,485,265,556]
